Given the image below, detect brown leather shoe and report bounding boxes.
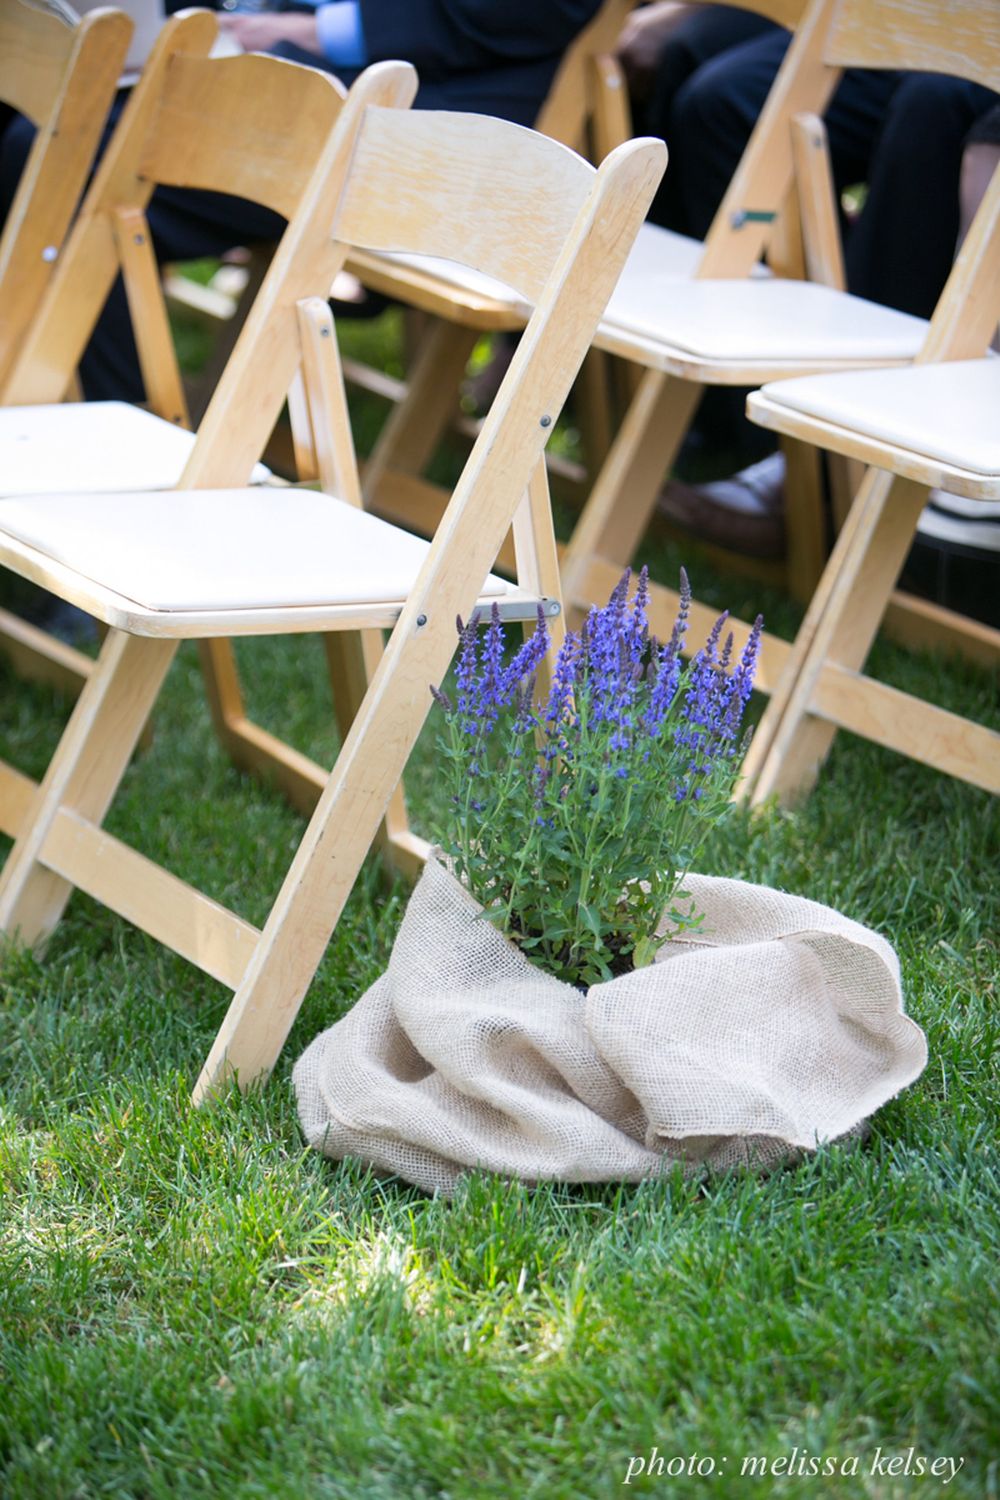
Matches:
[658,451,786,559]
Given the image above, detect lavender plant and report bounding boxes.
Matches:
[430,568,762,988]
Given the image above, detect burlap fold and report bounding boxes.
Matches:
[293,858,926,1194]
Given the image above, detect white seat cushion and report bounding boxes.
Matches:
[367,224,706,320]
[0,402,269,495]
[616,221,704,281]
[758,360,1000,477]
[603,223,771,322]
[0,487,511,614]
[372,251,531,314]
[361,224,768,333]
[917,487,1000,549]
[600,278,928,363]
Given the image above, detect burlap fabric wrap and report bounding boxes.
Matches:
[294,857,926,1194]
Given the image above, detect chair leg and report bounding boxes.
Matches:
[0,606,94,698]
[573,348,614,479]
[323,630,426,880]
[560,371,701,614]
[826,451,865,532]
[191,605,474,1101]
[362,319,480,504]
[745,469,927,805]
[782,434,828,604]
[512,458,567,700]
[197,635,265,777]
[0,630,176,947]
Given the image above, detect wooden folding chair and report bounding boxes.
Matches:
[739,161,1000,803]
[342,0,642,515]
[118,0,650,834]
[0,61,665,1100]
[557,0,999,713]
[0,12,345,697]
[0,0,131,387]
[162,0,639,435]
[345,0,872,597]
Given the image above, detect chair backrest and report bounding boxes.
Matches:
[0,0,127,124]
[178,61,667,530]
[699,0,1000,277]
[333,110,596,304]
[1,9,346,418]
[825,0,1000,92]
[138,50,347,221]
[0,0,132,384]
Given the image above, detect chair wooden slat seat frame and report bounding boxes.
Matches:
[345,0,952,665]
[350,0,827,564]
[0,54,665,1100]
[738,163,1000,802]
[557,0,1000,773]
[0,0,131,697]
[0,13,367,815]
[0,0,132,387]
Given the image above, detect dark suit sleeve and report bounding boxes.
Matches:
[356,0,603,74]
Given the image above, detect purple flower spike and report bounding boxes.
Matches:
[671,608,737,793]
[455,611,484,734]
[544,629,581,727]
[738,615,763,700]
[511,679,537,743]
[607,567,632,620]
[586,568,637,727]
[643,571,691,738]
[499,605,550,705]
[704,610,729,664]
[723,614,763,737]
[477,604,505,734]
[626,566,650,668]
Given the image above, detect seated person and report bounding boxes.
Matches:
[219,1,601,125]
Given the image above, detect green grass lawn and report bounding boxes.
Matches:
[1,315,998,1498]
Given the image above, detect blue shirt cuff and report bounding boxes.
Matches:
[315,2,367,68]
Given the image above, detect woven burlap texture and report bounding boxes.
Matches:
[294,857,926,1194]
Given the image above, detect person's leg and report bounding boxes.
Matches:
[645,14,783,235]
[845,76,999,317]
[657,57,898,527]
[646,28,794,458]
[669,39,899,243]
[958,119,1000,352]
[662,77,1000,560]
[0,110,33,222]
